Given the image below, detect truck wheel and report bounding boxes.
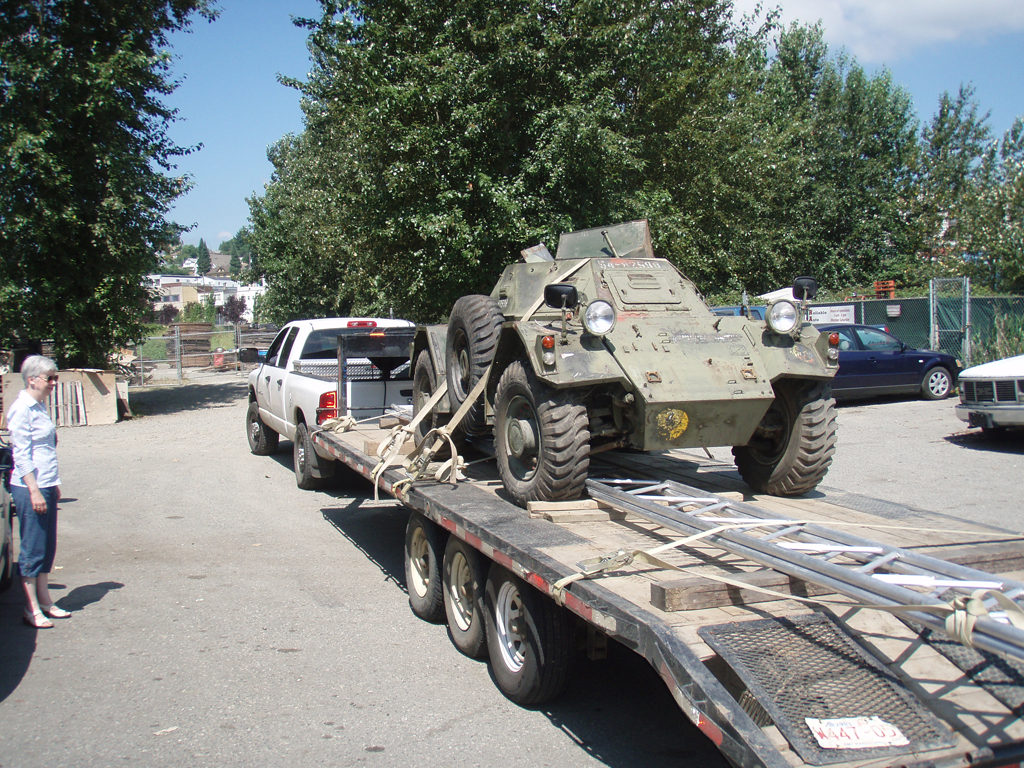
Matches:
[247,400,279,455]
[404,513,445,623]
[494,361,589,506]
[443,537,488,658]
[733,382,836,497]
[293,422,327,490]
[445,295,503,435]
[484,565,572,706]
[921,366,952,400]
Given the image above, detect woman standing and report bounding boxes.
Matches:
[7,355,70,628]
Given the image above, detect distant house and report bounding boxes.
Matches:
[146,273,265,323]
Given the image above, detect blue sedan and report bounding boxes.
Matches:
[816,324,960,401]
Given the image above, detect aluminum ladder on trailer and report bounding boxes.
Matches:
[585,477,1024,664]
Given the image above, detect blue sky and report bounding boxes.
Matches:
[166,0,1024,248]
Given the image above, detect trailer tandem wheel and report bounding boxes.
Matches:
[484,565,573,706]
[442,537,488,658]
[404,513,446,623]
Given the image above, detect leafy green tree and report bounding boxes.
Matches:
[916,86,991,266]
[0,0,217,366]
[250,0,770,322]
[195,238,211,275]
[960,118,1024,292]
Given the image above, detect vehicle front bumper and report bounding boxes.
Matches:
[955,403,1024,428]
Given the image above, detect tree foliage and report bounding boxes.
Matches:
[0,0,216,366]
[248,1,1022,323]
[195,238,211,275]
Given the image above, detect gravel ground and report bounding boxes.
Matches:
[0,379,1020,768]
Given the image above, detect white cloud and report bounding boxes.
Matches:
[732,0,1024,62]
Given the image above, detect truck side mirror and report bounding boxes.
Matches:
[544,283,579,310]
[792,276,818,302]
[239,347,260,364]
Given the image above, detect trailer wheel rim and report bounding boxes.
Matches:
[494,580,526,673]
[446,551,475,632]
[502,395,539,482]
[408,526,431,598]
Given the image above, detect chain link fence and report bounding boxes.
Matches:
[811,287,1024,366]
[121,324,278,386]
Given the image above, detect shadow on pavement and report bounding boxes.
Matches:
[129,381,248,417]
[0,580,124,703]
[946,429,1024,455]
[321,496,726,768]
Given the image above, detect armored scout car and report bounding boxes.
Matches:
[411,220,839,507]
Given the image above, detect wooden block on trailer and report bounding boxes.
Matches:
[651,569,833,612]
[379,415,402,429]
[527,499,626,522]
[363,437,415,456]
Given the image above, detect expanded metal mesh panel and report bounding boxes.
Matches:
[912,624,1024,716]
[700,613,954,765]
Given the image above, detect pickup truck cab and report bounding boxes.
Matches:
[244,317,415,488]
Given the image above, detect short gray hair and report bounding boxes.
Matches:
[20,355,58,386]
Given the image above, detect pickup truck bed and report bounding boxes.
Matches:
[311,419,1024,768]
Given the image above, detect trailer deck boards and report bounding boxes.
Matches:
[312,421,1024,768]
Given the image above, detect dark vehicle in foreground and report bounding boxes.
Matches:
[816,324,959,401]
[0,433,14,592]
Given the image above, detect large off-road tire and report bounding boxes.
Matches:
[404,513,446,623]
[484,565,573,706]
[247,400,279,455]
[494,361,589,507]
[921,366,953,400]
[732,382,836,497]
[445,295,503,435]
[293,421,331,490]
[443,537,488,658]
[412,350,462,453]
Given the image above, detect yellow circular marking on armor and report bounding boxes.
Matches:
[656,409,689,441]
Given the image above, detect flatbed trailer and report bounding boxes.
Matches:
[311,419,1024,768]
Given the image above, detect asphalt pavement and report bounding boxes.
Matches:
[0,379,1019,767]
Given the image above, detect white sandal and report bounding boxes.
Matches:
[40,603,71,619]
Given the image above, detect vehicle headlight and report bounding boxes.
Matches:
[583,300,616,335]
[766,300,799,335]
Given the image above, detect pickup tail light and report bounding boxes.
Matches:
[317,390,338,424]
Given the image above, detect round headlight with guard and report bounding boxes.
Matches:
[766,300,798,334]
[583,300,615,335]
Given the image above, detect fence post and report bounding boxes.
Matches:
[175,325,182,381]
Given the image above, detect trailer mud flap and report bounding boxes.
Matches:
[699,612,955,765]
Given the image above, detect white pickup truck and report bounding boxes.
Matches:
[242,317,415,488]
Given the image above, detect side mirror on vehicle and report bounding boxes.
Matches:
[792,276,818,302]
[544,283,579,310]
[239,347,260,364]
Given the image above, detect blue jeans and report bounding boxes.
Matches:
[12,485,58,578]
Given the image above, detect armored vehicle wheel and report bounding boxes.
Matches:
[921,366,953,400]
[732,382,836,497]
[404,513,446,623]
[484,565,573,705]
[446,295,503,435]
[247,400,279,455]
[412,350,461,452]
[494,361,590,506]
